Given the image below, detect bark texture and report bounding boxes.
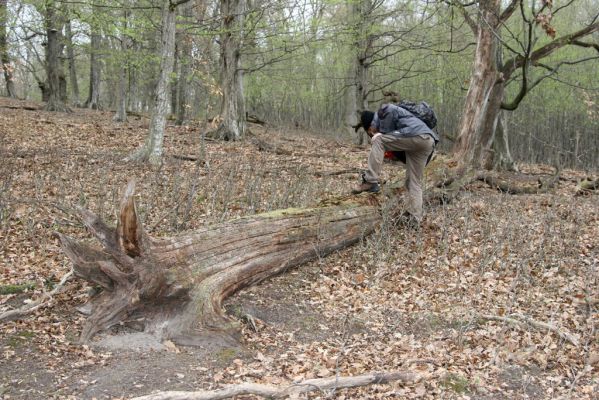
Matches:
[214,0,246,141]
[44,1,70,112]
[58,182,381,344]
[453,0,501,169]
[346,0,375,145]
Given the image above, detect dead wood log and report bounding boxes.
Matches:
[475,172,559,194]
[0,104,39,111]
[576,178,598,196]
[131,370,422,400]
[57,181,382,344]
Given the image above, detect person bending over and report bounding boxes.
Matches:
[352,103,438,223]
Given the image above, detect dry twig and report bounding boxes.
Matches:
[0,269,74,323]
[478,313,580,346]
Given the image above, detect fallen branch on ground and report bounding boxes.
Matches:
[0,104,39,111]
[0,269,74,323]
[314,168,362,177]
[478,313,580,346]
[576,178,598,196]
[131,370,423,400]
[476,172,559,194]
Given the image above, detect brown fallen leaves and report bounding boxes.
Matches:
[0,97,598,399]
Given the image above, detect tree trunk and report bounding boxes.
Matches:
[171,42,178,116]
[213,0,246,141]
[44,1,70,112]
[84,4,102,110]
[126,1,178,164]
[346,0,374,145]
[453,0,501,169]
[175,2,193,126]
[57,182,381,344]
[114,6,129,123]
[65,20,80,106]
[491,110,517,171]
[0,0,16,98]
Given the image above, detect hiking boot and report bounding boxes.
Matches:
[352,181,380,194]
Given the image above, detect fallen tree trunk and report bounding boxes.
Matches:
[57,181,382,344]
[131,370,423,399]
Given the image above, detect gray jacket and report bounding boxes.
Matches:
[371,103,439,143]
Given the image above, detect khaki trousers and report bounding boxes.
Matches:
[364,133,434,221]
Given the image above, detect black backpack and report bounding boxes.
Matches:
[398,101,437,129]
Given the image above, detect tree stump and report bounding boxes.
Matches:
[58,182,382,344]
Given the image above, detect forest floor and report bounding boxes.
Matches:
[0,97,597,400]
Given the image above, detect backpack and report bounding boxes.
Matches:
[398,101,437,129]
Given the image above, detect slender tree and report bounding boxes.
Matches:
[65,20,80,106]
[0,0,15,97]
[84,3,102,109]
[175,1,193,126]
[126,0,191,164]
[114,4,129,122]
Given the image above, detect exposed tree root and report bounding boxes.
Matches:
[0,269,73,323]
[478,314,580,346]
[131,370,423,400]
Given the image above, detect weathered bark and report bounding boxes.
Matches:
[213,0,246,141]
[84,5,102,110]
[0,0,16,98]
[453,0,501,169]
[346,0,375,145]
[65,20,80,106]
[44,1,70,112]
[126,1,179,164]
[58,182,381,343]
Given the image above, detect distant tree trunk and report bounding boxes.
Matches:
[175,3,193,126]
[0,0,16,98]
[84,5,102,110]
[114,7,129,122]
[171,42,178,115]
[126,1,186,164]
[213,0,246,141]
[492,110,517,171]
[65,20,80,106]
[44,1,70,112]
[57,182,381,344]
